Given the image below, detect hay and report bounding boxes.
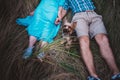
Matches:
[0,0,120,80]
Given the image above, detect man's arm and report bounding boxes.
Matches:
[55,7,67,25]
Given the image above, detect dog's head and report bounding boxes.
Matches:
[62,22,72,35]
[62,21,76,35]
[61,21,77,49]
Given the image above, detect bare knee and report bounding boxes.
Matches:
[29,36,37,47]
[79,36,90,50]
[95,34,109,47]
[29,36,37,42]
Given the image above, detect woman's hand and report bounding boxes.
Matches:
[30,11,34,16]
[55,17,61,25]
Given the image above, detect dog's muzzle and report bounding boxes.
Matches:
[63,25,72,34]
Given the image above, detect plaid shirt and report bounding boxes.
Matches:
[63,0,96,14]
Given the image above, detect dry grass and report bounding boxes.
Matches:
[0,0,120,80]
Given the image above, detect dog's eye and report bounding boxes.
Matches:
[63,25,71,28]
[63,25,67,27]
[68,26,72,28]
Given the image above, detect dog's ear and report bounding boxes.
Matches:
[62,17,68,25]
[71,22,76,29]
[69,22,76,34]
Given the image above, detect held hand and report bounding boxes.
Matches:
[30,11,34,16]
[55,17,61,25]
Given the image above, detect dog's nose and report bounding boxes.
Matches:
[63,28,70,33]
[65,26,69,29]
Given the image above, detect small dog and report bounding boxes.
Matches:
[61,21,77,49]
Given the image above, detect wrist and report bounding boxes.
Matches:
[58,16,62,20]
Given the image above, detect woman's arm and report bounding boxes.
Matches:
[30,11,34,16]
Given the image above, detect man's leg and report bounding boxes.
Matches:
[79,36,99,78]
[73,12,101,79]
[95,34,119,74]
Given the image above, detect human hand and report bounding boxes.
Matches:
[30,11,34,16]
[55,17,61,25]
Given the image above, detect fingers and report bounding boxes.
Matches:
[55,18,61,25]
[30,11,34,16]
